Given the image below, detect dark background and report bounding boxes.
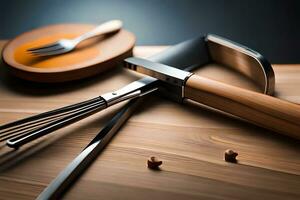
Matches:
[0,0,299,63]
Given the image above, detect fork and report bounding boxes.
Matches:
[27,20,123,56]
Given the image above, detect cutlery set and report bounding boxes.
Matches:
[1,20,300,199]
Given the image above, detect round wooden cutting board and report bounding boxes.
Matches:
[2,24,135,82]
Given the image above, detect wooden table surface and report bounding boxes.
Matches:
[0,40,299,200]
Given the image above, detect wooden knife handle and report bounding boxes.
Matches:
[184,75,300,139]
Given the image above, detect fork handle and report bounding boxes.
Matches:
[75,20,122,43]
[184,75,300,139]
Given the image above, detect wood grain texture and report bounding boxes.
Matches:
[0,41,300,200]
[185,74,300,139]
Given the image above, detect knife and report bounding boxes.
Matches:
[3,34,275,148]
[124,57,300,139]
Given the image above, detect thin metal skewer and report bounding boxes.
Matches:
[0,97,111,141]
[0,97,103,141]
[0,117,60,141]
[6,98,107,148]
[0,97,101,132]
[0,97,105,141]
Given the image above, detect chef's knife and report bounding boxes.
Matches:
[4,34,275,148]
[124,57,300,139]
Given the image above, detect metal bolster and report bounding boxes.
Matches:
[101,76,158,107]
[124,57,193,102]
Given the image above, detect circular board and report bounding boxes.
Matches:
[2,24,135,82]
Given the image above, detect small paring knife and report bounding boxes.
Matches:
[124,57,300,139]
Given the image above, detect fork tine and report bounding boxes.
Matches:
[29,47,68,56]
[28,44,63,54]
[28,45,64,54]
[27,41,60,52]
[28,45,65,56]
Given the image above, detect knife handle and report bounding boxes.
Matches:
[184,75,300,139]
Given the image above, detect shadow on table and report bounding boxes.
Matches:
[0,62,125,97]
[0,40,139,97]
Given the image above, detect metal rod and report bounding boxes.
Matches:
[0,99,105,140]
[0,97,102,134]
[6,99,107,148]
